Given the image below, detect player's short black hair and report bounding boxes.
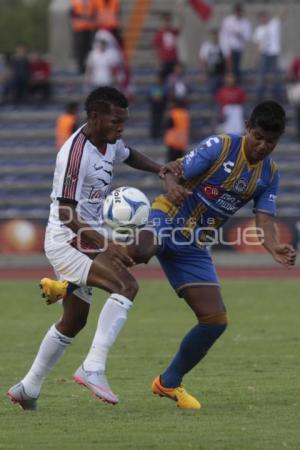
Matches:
[85,86,128,117]
[248,100,286,134]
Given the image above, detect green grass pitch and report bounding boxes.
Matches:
[0,279,299,450]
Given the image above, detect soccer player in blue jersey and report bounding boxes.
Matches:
[33,101,296,410]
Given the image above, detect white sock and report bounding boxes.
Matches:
[21,324,73,398]
[83,294,133,372]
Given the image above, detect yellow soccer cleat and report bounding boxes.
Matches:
[151,376,201,410]
[39,278,69,305]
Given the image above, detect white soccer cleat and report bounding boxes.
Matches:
[7,382,39,411]
[73,365,119,405]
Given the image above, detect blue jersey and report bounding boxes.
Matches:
[152,134,279,245]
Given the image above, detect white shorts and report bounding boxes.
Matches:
[44,227,93,304]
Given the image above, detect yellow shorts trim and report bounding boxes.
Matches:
[151,195,173,215]
[176,281,220,295]
[199,312,228,325]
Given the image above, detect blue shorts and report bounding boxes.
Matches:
[149,209,219,296]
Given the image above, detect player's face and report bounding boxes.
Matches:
[95,105,128,143]
[245,126,282,164]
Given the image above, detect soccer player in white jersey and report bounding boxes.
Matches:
[7,86,173,410]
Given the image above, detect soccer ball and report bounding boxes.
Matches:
[103,186,151,230]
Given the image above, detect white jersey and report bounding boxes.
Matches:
[47,125,130,239]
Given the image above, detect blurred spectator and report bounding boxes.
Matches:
[70,0,95,74]
[0,52,13,104]
[148,75,168,139]
[287,57,300,140]
[55,102,79,149]
[152,10,183,82]
[219,3,252,81]
[28,52,51,104]
[94,29,135,100]
[166,62,190,103]
[164,98,190,162]
[199,28,225,95]
[253,12,282,101]
[215,73,246,135]
[93,0,122,45]
[11,44,30,104]
[84,37,121,90]
[115,56,135,101]
[94,28,121,60]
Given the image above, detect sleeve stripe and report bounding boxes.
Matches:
[62,132,87,199]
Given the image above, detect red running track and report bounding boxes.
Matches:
[0,266,299,280]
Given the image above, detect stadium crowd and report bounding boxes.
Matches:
[0,1,300,150]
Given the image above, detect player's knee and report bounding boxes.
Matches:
[131,244,155,264]
[198,312,228,329]
[197,313,228,344]
[119,277,139,300]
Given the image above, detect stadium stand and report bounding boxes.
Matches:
[0,69,299,221]
[0,0,299,222]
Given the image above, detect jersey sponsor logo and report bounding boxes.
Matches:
[233,178,248,194]
[88,186,104,202]
[202,184,221,200]
[223,160,235,173]
[216,193,241,213]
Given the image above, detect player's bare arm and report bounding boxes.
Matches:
[59,201,134,269]
[255,212,296,267]
[125,147,183,180]
[124,148,161,173]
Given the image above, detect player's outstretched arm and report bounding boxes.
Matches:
[255,212,297,267]
[124,148,161,174]
[125,148,185,181]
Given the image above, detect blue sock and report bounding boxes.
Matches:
[161,323,227,388]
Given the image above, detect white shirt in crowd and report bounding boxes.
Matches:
[253,17,281,56]
[85,44,121,88]
[199,41,222,68]
[219,14,252,56]
[94,30,122,62]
